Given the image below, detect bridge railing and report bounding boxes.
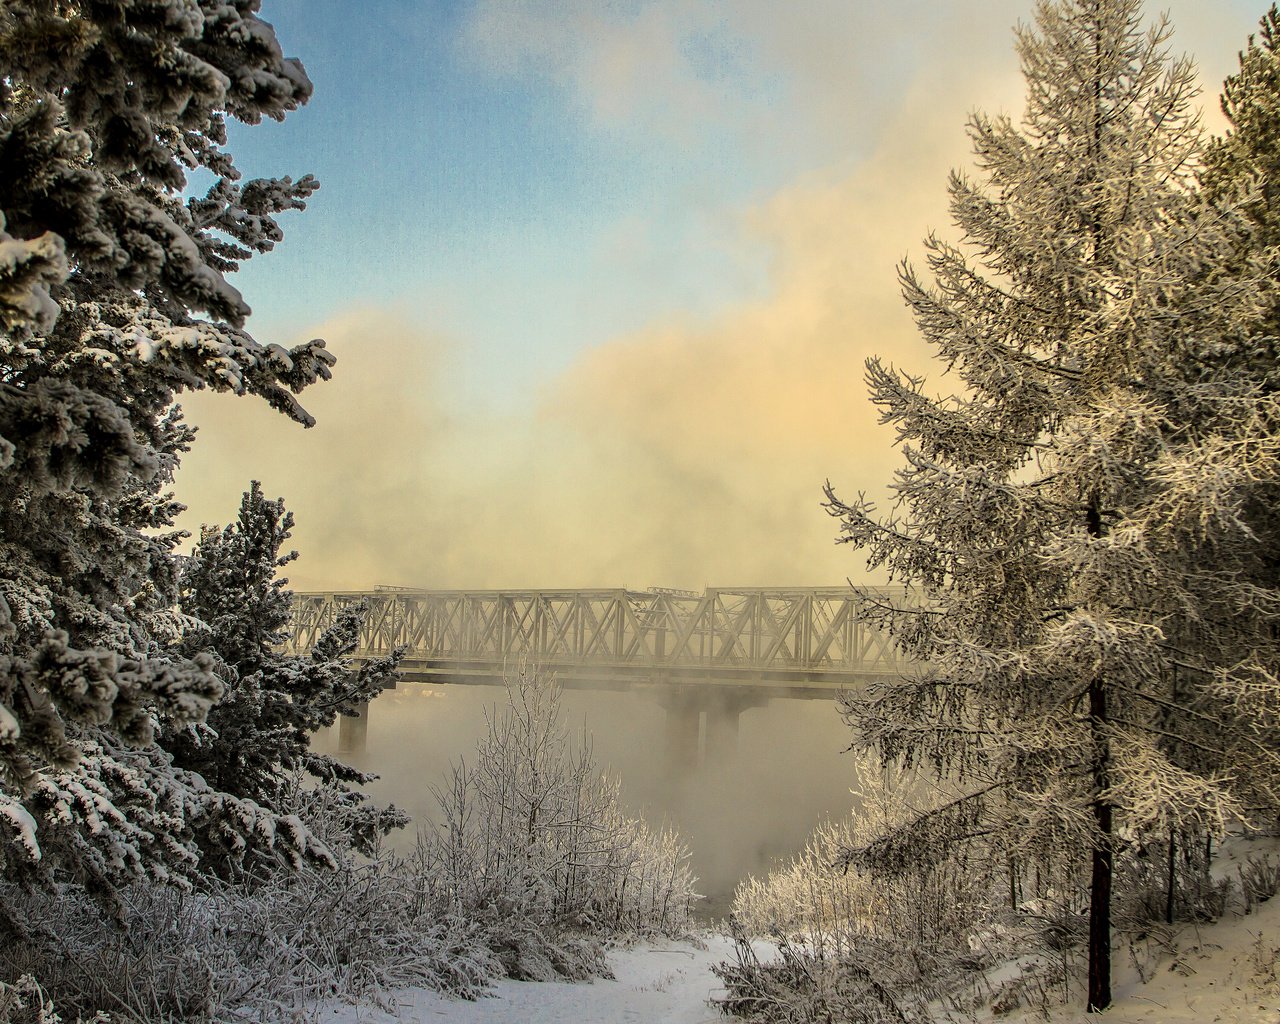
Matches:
[287,587,910,677]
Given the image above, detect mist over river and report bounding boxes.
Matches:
[312,682,865,913]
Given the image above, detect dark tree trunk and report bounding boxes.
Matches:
[1083,467,1113,1013]
[1164,661,1180,926]
[1088,677,1113,1013]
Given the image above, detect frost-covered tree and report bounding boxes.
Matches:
[1202,4,1280,392]
[1205,5,1280,255]
[0,2,339,905]
[169,483,405,860]
[825,0,1280,1011]
[428,665,697,952]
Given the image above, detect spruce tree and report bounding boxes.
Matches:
[825,0,1280,1010]
[0,2,340,903]
[170,483,405,859]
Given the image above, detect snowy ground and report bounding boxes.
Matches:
[323,934,740,1024]
[325,845,1280,1023]
[1014,872,1280,1024]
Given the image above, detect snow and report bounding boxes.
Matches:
[323,934,743,1024]
[323,843,1280,1024]
[993,893,1280,1023]
[0,795,40,862]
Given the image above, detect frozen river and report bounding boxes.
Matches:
[312,681,863,910]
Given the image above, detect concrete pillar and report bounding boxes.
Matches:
[338,699,369,754]
[661,690,763,774]
[703,703,740,767]
[663,696,701,775]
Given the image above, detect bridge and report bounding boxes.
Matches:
[288,586,909,766]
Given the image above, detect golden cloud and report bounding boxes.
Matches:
[174,0,1248,592]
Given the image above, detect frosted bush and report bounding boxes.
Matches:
[0,669,697,1020]
[733,763,996,964]
[419,664,699,957]
[0,837,498,1022]
[721,765,1006,1021]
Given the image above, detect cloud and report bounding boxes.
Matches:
[457,0,1247,168]
[176,63,1020,591]
[526,69,1027,589]
[459,1,758,144]
[175,0,1255,593]
[458,0,1034,165]
[173,307,456,590]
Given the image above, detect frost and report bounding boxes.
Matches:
[0,701,18,742]
[0,796,40,862]
[0,214,67,333]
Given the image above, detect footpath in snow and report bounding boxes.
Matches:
[324,934,738,1024]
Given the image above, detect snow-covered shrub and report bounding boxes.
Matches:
[0,666,699,1020]
[741,764,996,941]
[732,815,991,968]
[715,921,926,1024]
[0,974,87,1024]
[1248,931,1280,996]
[725,764,1000,1018]
[1112,829,1227,927]
[421,665,698,969]
[0,798,501,1022]
[1238,852,1280,914]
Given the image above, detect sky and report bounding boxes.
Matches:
[174,0,1264,592]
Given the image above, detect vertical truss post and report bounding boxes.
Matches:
[289,587,910,688]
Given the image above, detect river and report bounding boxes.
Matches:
[312,680,865,915]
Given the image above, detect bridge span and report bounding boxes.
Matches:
[288,586,909,765]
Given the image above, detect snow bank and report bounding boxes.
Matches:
[993,888,1280,1023]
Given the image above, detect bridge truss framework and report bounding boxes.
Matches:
[288,586,909,700]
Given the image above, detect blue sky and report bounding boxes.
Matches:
[224,0,808,405]
[177,0,1266,590]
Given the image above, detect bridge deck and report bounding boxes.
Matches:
[288,587,908,696]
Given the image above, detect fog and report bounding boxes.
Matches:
[311,681,865,914]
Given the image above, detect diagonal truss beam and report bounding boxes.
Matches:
[286,586,912,684]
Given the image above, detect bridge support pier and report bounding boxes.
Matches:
[664,695,702,773]
[659,689,764,776]
[338,700,369,754]
[703,703,740,766]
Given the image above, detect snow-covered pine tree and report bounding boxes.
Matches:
[169,482,405,861]
[0,2,341,905]
[825,0,1280,1010]
[1157,3,1280,899]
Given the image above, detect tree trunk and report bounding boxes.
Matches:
[1088,677,1113,1013]
[1084,475,1113,1013]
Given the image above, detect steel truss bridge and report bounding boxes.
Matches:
[288,586,908,700]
